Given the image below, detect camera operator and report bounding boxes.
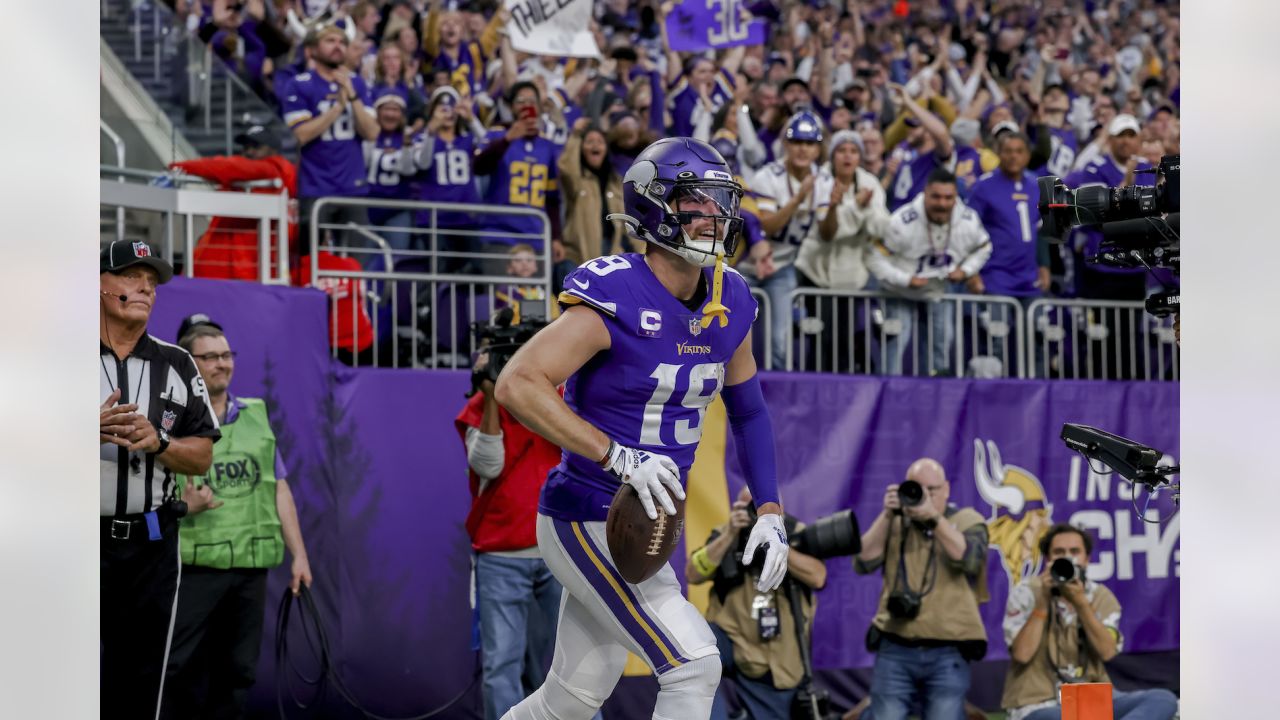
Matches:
[854,458,989,720]
[1001,524,1177,720]
[687,487,828,720]
[454,347,564,720]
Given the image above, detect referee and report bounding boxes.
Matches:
[100,240,220,719]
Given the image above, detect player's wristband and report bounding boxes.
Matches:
[597,441,617,470]
[691,546,719,577]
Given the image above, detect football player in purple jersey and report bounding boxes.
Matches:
[494,138,790,720]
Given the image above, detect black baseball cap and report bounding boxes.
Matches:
[177,313,223,342]
[780,76,811,95]
[234,124,282,151]
[100,240,174,284]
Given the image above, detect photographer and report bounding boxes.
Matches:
[453,347,563,720]
[1001,524,1178,720]
[687,488,828,720]
[854,458,989,720]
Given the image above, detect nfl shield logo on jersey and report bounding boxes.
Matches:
[639,309,662,338]
[688,317,703,336]
[161,410,177,432]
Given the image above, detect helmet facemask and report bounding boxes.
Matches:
[660,183,744,267]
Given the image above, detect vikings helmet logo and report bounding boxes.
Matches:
[974,439,1053,587]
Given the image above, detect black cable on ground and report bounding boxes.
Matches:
[275,584,481,720]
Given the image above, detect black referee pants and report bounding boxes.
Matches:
[101,521,180,720]
[160,567,268,720]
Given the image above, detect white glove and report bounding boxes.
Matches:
[602,442,685,520]
[742,512,789,593]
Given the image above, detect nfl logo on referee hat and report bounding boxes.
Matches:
[133,242,152,257]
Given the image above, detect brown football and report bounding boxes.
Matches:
[605,483,686,585]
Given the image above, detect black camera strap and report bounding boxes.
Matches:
[892,516,938,598]
[1045,599,1090,684]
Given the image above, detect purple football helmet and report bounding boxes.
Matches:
[609,137,744,267]
[784,109,825,142]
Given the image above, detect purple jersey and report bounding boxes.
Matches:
[365,131,410,227]
[541,254,758,522]
[366,131,409,201]
[1031,126,1079,178]
[668,70,736,137]
[432,42,487,98]
[967,170,1042,297]
[409,133,480,228]
[480,130,560,244]
[887,145,981,211]
[1063,155,1155,276]
[281,71,374,198]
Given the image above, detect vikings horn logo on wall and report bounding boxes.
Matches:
[974,439,1054,588]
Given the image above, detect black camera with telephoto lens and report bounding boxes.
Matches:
[896,480,924,509]
[721,505,862,580]
[1050,558,1083,585]
[468,301,549,397]
[1037,155,1180,317]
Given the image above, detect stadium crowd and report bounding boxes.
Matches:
[168,0,1180,374]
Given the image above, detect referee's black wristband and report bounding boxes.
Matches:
[155,430,171,456]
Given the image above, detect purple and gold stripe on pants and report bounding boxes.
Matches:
[553,519,690,674]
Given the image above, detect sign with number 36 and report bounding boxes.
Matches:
[665,0,767,52]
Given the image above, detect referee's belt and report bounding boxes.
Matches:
[101,508,178,541]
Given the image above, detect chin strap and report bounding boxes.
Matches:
[700,251,730,329]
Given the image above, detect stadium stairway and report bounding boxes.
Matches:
[99,0,295,160]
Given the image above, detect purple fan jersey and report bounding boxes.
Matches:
[480,130,560,245]
[967,170,1042,297]
[366,130,410,226]
[887,145,982,211]
[541,254,758,522]
[668,70,736,137]
[1031,126,1079,178]
[409,133,480,228]
[1063,155,1155,276]
[281,71,374,198]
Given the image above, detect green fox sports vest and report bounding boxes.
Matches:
[177,398,284,569]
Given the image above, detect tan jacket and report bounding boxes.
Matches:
[1002,578,1122,711]
[705,532,816,689]
[558,131,636,265]
[858,507,990,649]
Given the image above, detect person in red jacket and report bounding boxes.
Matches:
[169,125,298,281]
[455,348,564,720]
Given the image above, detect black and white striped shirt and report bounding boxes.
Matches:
[100,334,220,516]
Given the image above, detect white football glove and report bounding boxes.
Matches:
[742,512,789,593]
[602,442,685,520]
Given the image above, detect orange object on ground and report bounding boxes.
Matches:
[1061,682,1113,720]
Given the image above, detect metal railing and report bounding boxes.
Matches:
[100,165,290,284]
[100,120,127,243]
[749,288,772,371]
[307,197,554,368]
[1025,298,1179,381]
[124,0,292,157]
[785,289,1027,378]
